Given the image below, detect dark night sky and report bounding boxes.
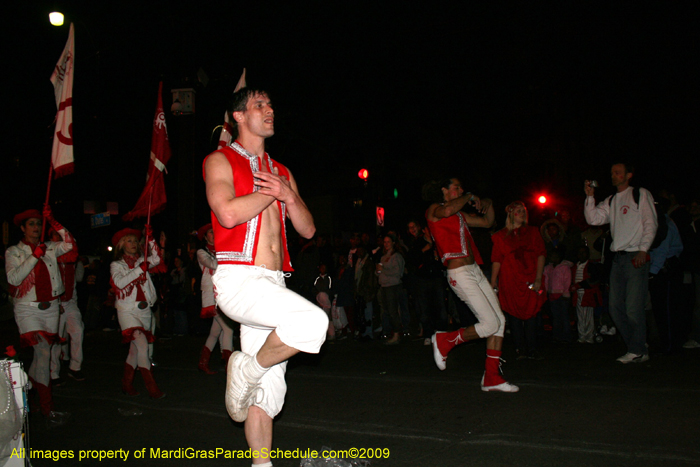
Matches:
[2,1,698,252]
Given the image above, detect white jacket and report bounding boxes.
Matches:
[5,228,74,303]
[110,240,161,313]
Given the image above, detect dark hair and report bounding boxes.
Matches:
[407,218,423,229]
[612,162,635,175]
[227,87,271,140]
[422,178,454,204]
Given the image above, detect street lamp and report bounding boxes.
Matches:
[49,12,65,26]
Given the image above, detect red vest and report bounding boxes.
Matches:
[426,211,483,266]
[203,142,293,272]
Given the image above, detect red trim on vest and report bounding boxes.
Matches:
[19,331,62,348]
[426,211,483,266]
[121,327,156,344]
[111,255,148,300]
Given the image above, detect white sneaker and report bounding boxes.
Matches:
[599,325,608,334]
[683,339,700,349]
[616,352,641,364]
[431,333,448,371]
[480,374,519,393]
[225,351,263,422]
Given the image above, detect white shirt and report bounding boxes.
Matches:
[584,186,657,253]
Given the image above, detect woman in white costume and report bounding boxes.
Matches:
[196,223,234,374]
[110,227,165,399]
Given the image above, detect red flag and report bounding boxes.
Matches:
[123,82,172,221]
[217,68,246,149]
[50,23,75,178]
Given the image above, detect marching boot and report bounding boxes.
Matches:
[32,378,71,428]
[139,367,165,399]
[122,363,140,396]
[481,349,519,393]
[31,378,54,416]
[198,346,217,375]
[221,350,233,373]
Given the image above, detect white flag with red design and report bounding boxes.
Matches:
[217,68,247,149]
[50,23,75,178]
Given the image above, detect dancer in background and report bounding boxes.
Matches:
[425,178,518,393]
[6,206,75,426]
[111,227,165,399]
[197,223,234,374]
[49,227,86,383]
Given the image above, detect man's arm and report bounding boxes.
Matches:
[464,198,495,228]
[583,181,610,226]
[255,168,316,239]
[432,194,473,220]
[638,188,658,253]
[204,152,275,229]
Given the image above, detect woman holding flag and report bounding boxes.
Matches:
[110,226,165,399]
[5,205,75,427]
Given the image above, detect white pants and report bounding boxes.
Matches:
[576,291,595,342]
[50,298,84,377]
[13,300,60,386]
[447,264,505,338]
[214,265,328,418]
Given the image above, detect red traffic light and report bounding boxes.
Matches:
[358,169,369,180]
[538,195,547,204]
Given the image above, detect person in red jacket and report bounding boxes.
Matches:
[491,201,547,359]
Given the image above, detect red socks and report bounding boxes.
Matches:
[483,349,506,387]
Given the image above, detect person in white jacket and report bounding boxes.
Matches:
[49,228,85,384]
[110,226,164,399]
[196,223,234,374]
[5,206,74,427]
[584,162,657,364]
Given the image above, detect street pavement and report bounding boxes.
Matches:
[4,322,700,467]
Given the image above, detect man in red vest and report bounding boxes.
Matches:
[203,87,327,465]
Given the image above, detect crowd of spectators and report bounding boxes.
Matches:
[4,178,700,394]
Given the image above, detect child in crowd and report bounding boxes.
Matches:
[571,247,603,343]
[543,249,573,343]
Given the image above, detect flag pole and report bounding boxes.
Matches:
[40,165,55,243]
[143,162,157,258]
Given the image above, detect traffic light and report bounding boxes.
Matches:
[538,195,547,205]
[358,169,369,181]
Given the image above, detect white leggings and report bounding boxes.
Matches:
[126,331,151,369]
[50,299,84,378]
[205,314,234,352]
[447,264,505,338]
[29,336,51,386]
